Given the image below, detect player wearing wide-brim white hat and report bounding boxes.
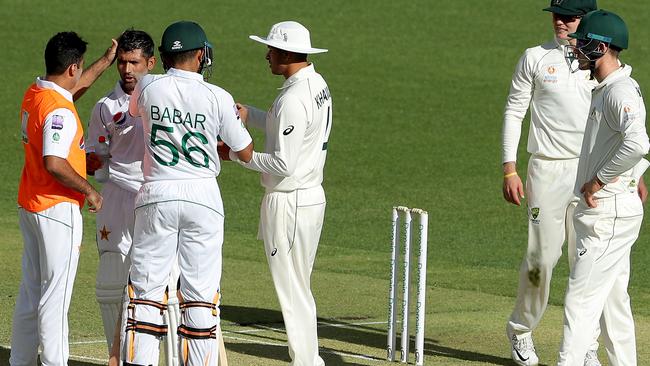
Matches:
[233,19,332,366]
[249,21,327,54]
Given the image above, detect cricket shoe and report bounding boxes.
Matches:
[508,333,539,366]
[584,350,602,366]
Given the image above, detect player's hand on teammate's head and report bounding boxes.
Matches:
[86,189,103,213]
[86,152,103,174]
[105,38,118,65]
[236,103,248,124]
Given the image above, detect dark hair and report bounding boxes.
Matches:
[161,49,200,69]
[118,29,155,59]
[44,32,87,75]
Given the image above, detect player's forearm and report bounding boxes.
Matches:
[597,137,650,184]
[72,40,117,101]
[72,59,112,101]
[246,106,267,130]
[502,114,523,163]
[44,156,97,196]
[237,151,295,177]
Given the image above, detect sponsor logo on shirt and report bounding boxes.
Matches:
[543,66,558,84]
[283,125,294,135]
[112,111,129,131]
[79,136,85,150]
[51,115,64,130]
[52,132,60,142]
[113,111,127,125]
[579,248,587,257]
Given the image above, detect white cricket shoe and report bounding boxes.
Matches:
[509,333,539,366]
[584,350,602,366]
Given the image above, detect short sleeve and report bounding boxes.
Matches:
[42,107,78,158]
[218,93,252,152]
[87,101,110,153]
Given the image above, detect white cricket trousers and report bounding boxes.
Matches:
[124,194,223,366]
[11,202,82,366]
[95,181,136,351]
[558,192,642,366]
[260,186,326,366]
[508,156,580,339]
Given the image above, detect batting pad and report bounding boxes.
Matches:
[96,251,130,350]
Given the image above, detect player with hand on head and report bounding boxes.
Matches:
[11,31,115,366]
[499,1,618,365]
[121,21,253,366]
[233,21,332,366]
[558,9,649,365]
[85,29,183,366]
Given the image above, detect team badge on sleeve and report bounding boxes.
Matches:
[622,105,636,124]
[51,115,64,130]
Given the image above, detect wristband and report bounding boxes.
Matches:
[504,172,518,178]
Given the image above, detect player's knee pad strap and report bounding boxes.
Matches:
[177,292,220,340]
[178,324,217,339]
[125,283,168,337]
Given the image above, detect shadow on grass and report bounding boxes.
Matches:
[221,305,523,366]
[0,346,98,366]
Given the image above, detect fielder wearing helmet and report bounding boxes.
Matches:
[121,20,253,366]
[558,9,650,366]
[159,21,213,80]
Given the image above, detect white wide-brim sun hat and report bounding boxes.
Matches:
[249,21,327,54]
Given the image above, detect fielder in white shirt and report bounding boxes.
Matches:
[501,1,601,365]
[229,21,332,366]
[121,21,253,366]
[558,10,649,366]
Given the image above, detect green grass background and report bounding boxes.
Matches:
[0,0,649,365]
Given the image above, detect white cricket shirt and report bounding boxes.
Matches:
[238,64,332,192]
[502,38,596,163]
[575,65,649,198]
[87,82,144,193]
[129,68,252,183]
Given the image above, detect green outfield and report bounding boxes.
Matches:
[1,0,649,365]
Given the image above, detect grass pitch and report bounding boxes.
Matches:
[1,1,649,365]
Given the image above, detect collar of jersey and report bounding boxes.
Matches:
[36,77,73,102]
[113,81,130,106]
[166,67,204,81]
[280,63,315,90]
[594,64,632,90]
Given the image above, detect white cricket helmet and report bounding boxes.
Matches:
[249,21,327,54]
